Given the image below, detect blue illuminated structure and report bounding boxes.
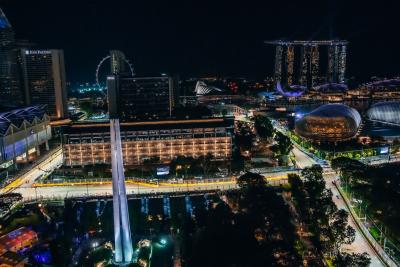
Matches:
[275,81,305,97]
[110,119,134,264]
[0,8,11,29]
[367,101,400,126]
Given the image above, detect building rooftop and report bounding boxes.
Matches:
[367,101,400,126]
[0,106,48,136]
[276,82,305,97]
[366,78,400,89]
[66,118,234,135]
[314,83,348,92]
[265,40,348,46]
[0,227,37,251]
[0,251,25,266]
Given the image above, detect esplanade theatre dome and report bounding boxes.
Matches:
[366,101,400,126]
[295,104,361,142]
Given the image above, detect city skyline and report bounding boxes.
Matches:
[1,0,399,82]
[1,1,400,266]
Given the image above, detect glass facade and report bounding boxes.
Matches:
[0,8,23,107]
[21,49,68,119]
[295,104,361,142]
[367,101,400,126]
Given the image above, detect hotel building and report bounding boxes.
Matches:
[63,118,233,166]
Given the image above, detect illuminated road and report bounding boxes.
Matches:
[14,174,290,200]
[1,148,63,194]
[291,145,384,266]
[292,145,317,169]
[1,140,387,265]
[325,174,385,267]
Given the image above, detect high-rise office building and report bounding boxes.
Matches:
[310,46,319,86]
[20,49,68,119]
[110,50,127,75]
[266,40,348,89]
[0,8,23,107]
[273,45,283,83]
[108,75,175,121]
[286,45,295,85]
[299,46,311,87]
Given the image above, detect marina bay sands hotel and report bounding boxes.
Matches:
[266,40,348,88]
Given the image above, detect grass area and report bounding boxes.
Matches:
[325,258,335,267]
[0,212,41,234]
[369,226,381,240]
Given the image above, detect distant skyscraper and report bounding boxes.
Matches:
[299,46,311,87]
[108,75,175,121]
[286,45,295,85]
[20,49,68,119]
[310,46,319,86]
[266,40,348,89]
[110,50,127,75]
[0,8,23,107]
[273,45,283,83]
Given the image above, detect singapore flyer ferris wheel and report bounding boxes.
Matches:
[95,54,134,88]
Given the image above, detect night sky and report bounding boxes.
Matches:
[1,0,399,82]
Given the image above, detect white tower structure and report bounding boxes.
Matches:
[110,118,134,264]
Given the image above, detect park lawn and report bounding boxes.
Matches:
[1,212,41,234]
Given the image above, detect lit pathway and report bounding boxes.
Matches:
[325,174,384,267]
[292,146,384,266]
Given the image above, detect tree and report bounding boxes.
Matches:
[331,157,365,174]
[273,131,293,156]
[334,252,371,267]
[237,172,267,189]
[302,165,325,198]
[325,209,355,256]
[169,156,195,178]
[231,148,245,173]
[331,157,367,187]
[197,153,214,177]
[235,123,255,152]
[288,173,305,203]
[253,115,274,139]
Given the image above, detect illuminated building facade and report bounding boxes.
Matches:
[273,45,283,83]
[266,40,348,89]
[0,8,23,107]
[286,45,295,85]
[311,46,319,86]
[20,49,68,119]
[0,106,51,169]
[0,227,38,253]
[108,75,176,121]
[63,118,233,166]
[295,104,361,142]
